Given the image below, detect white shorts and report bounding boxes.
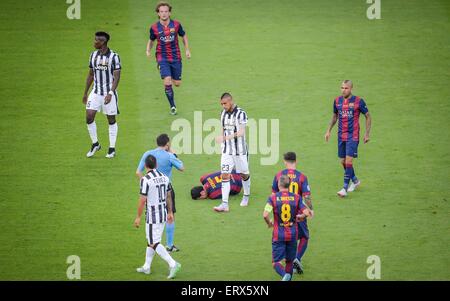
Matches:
[86,91,119,115]
[221,153,249,174]
[145,223,165,245]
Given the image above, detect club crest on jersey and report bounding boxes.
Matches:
[349,103,355,108]
[170,28,175,33]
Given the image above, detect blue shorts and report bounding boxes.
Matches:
[272,240,297,263]
[158,60,182,80]
[338,140,359,158]
[298,220,309,240]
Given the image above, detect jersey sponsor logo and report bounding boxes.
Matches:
[340,110,353,118]
[160,34,176,42]
[94,65,108,71]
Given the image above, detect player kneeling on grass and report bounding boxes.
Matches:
[191,170,242,200]
[263,175,311,281]
[134,154,181,279]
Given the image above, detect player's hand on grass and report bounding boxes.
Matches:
[324,131,331,142]
[185,49,191,59]
[364,133,370,143]
[134,217,141,228]
[104,94,112,105]
[82,94,88,104]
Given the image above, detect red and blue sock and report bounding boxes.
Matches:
[296,237,308,261]
[165,85,175,108]
[285,260,293,275]
[273,262,285,277]
[344,163,353,190]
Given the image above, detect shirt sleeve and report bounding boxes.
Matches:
[301,176,311,197]
[89,52,94,68]
[149,27,156,41]
[177,23,186,37]
[140,178,149,195]
[167,182,173,192]
[333,100,338,114]
[137,151,150,173]
[237,111,248,125]
[271,175,279,193]
[112,54,121,71]
[169,153,184,170]
[359,99,369,114]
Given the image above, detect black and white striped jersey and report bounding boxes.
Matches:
[139,169,173,224]
[220,105,248,156]
[88,49,121,96]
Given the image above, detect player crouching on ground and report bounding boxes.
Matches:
[263,175,311,281]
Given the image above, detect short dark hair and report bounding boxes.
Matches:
[279,174,291,189]
[156,134,170,147]
[221,92,232,100]
[145,154,157,169]
[191,186,204,199]
[95,31,110,42]
[155,1,172,13]
[283,152,296,162]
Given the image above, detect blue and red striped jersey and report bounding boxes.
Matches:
[272,169,311,198]
[149,19,185,63]
[333,95,369,141]
[267,191,304,242]
[200,171,242,200]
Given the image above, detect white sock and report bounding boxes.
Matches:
[87,121,98,144]
[243,175,251,196]
[109,122,118,148]
[144,246,155,269]
[221,180,230,204]
[156,243,176,268]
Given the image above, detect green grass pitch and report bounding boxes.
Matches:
[0,0,449,280]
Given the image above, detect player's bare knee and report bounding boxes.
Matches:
[164,77,172,86]
[148,242,159,250]
[173,81,181,87]
[221,173,231,181]
[241,173,250,181]
[86,116,95,124]
[107,115,116,124]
